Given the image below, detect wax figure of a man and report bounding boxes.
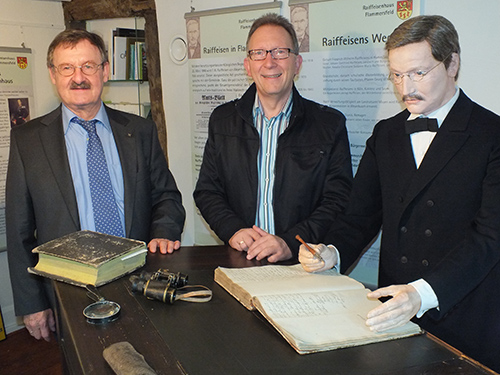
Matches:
[299,15,500,372]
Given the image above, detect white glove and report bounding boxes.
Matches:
[298,243,337,273]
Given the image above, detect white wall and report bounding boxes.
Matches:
[0,0,65,333]
[157,0,500,247]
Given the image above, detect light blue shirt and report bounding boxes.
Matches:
[62,103,125,233]
[253,93,293,234]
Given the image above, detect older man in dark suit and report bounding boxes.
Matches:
[6,29,185,342]
[299,15,500,372]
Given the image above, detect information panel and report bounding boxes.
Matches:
[0,47,34,252]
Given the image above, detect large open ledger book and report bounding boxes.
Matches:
[28,230,147,287]
[215,264,422,354]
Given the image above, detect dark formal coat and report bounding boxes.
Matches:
[194,84,353,256]
[6,104,185,316]
[325,90,500,371]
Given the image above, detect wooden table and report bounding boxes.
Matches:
[54,245,497,374]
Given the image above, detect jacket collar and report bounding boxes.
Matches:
[398,90,472,208]
[103,105,137,237]
[235,83,304,127]
[38,106,80,228]
[39,104,136,236]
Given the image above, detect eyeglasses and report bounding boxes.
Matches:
[388,57,448,85]
[247,48,297,61]
[52,62,103,77]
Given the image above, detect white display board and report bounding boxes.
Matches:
[0,47,34,252]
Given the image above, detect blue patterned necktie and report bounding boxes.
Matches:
[73,117,124,237]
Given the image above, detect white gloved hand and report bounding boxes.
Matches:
[298,243,337,273]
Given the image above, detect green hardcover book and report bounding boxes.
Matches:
[28,230,147,287]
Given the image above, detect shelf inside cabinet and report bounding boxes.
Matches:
[87,17,149,118]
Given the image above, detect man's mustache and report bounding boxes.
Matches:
[403,93,424,102]
[70,81,91,89]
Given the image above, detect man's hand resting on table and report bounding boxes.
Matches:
[148,238,181,254]
[230,226,292,262]
[298,243,337,272]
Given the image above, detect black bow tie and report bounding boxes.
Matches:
[405,117,438,134]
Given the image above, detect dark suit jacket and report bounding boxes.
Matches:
[6,105,185,316]
[325,90,500,371]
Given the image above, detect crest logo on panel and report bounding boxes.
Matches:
[397,0,413,20]
[17,57,28,69]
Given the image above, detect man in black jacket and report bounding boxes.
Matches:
[194,13,352,262]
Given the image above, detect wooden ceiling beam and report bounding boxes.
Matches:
[62,0,155,23]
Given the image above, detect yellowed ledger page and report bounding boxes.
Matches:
[253,289,422,354]
[214,264,364,310]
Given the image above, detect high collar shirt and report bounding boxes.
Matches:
[408,87,460,168]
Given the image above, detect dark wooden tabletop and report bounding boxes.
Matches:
[54,245,497,375]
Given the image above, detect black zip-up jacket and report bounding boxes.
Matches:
[194,83,353,257]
